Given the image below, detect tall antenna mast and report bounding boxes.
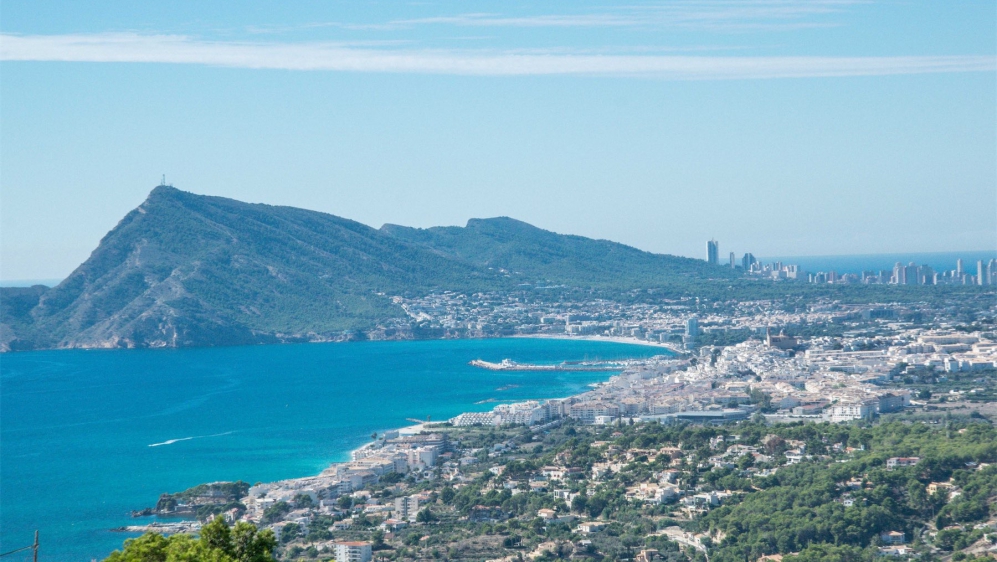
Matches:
[161,174,166,187]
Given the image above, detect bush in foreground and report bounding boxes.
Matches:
[104,516,276,562]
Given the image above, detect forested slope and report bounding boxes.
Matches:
[0,187,724,351]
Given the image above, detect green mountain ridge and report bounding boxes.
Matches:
[0,186,718,351]
[380,217,715,287]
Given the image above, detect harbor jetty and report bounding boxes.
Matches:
[468,358,623,371]
[112,521,202,534]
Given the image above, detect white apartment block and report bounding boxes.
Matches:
[334,542,372,562]
[827,401,875,422]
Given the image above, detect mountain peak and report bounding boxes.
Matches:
[466,216,531,228]
[2,189,718,351]
[147,184,183,199]
[465,217,548,237]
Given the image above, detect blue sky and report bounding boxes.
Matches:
[1,1,995,281]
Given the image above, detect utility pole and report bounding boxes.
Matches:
[0,531,38,560]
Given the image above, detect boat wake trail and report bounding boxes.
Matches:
[148,431,234,447]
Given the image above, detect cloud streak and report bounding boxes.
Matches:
[2,33,993,79]
[388,1,844,29]
[342,0,865,32]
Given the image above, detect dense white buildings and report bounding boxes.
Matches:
[452,401,551,426]
[446,326,994,429]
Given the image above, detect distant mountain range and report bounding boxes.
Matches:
[0,186,726,351]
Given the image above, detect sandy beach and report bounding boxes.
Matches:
[513,333,684,354]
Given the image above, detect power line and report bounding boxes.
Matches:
[0,531,38,561]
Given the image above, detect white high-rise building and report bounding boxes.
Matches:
[685,317,699,338]
[905,263,919,286]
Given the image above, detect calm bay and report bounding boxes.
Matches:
[0,338,662,561]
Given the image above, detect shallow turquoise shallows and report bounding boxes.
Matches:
[0,338,663,561]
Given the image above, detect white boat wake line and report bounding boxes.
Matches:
[148,431,234,447]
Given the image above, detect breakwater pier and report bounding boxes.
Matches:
[468,359,623,372]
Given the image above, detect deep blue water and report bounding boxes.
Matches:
[759,250,997,275]
[0,338,661,561]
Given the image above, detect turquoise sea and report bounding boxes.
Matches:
[0,338,662,561]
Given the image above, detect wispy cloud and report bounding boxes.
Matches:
[345,0,865,32]
[628,0,864,31]
[354,13,641,30]
[239,1,863,34]
[2,33,993,79]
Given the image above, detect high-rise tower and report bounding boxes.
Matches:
[707,239,719,265]
[685,316,699,337]
[742,253,756,271]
